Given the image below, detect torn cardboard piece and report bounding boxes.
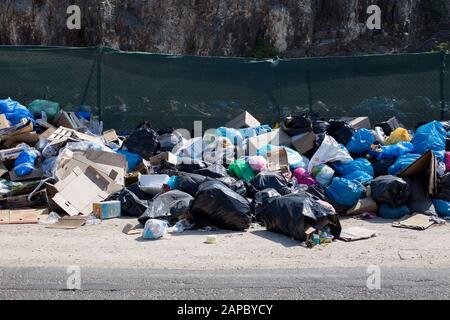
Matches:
[102,129,119,144]
[344,198,378,216]
[291,131,316,154]
[339,227,377,242]
[266,147,290,173]
[122,223,143,235]
[398,151,437,197]
[226,111,261,129]
[149,152,177,166]
[340,117,371,130]
[46,215,86,229]
[0,114,10,130]
[248,128,291,153]
[52,166,120,216]
[4,132,39,148]
[0,119,32,139]
[0,208,49,225]
[0,144,31,161]
[392,213,435,230]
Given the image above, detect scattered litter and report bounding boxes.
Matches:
[339,227,377,242]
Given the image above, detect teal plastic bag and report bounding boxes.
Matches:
[14,150,39,176]
[343,171,373,185]
[27,99,60,119]
[388,153,421,175]
[117,150,142,172]
[378,142,414,160]
[378,204,410,219]
[333,158,374,177]
[432,199,450,217]
[412,121,446,161]
[326,177,364,207]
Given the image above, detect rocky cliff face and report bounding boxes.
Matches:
[0,0,448,57]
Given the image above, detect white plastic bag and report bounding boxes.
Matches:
[142,219,168,240]
[308,135,353,172]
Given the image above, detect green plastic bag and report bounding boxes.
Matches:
[227,159,256,182]
[27,99,60,119]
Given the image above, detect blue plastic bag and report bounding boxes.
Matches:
[387,153,421,175]
[377,142,414,160]
[326,177,364,207]
[412,121,446,160]
[343,171,373,185]
[333,158,374,177]
[346,129,375,154]
[378,204,410,219]
[432,199,450,217]
[14,150,39,176]
[1,97,34,125]
[216,127,243,145]
[117,150,143,172]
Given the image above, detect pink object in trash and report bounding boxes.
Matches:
[293,167,317,186]
[248,156,268,172]
[445,152,450,172]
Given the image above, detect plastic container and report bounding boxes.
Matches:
[138,174,170,195]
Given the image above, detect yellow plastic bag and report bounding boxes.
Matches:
[385,128,412,145]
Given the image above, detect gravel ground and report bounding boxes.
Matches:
[1,216,449,270]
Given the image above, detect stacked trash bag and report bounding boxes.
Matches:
[1,96,450,245]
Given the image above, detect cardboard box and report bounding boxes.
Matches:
[102,129,119,144]
[0,208,48,224]
[392,213,435,230]
[226,111,261,129]
[247,129,291,154]
[0,119,32,138]
[0,144,32,161]
[54,111,83,130]
[340,117,371,130]
[4,132,39,148]
[374,117,401,136]
[0,114,10,130]
[56,149,126,187]
[266,147,290,173]
[52,166,119,216]
[339,227,377,242]
[398,151,436,197]
[93,201,121,220]
[149,152,177,166]
[344,197,378,216]
[291,131,316,154]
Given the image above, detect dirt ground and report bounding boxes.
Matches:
[1,216,450,270]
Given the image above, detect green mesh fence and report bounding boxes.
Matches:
[0,46,99,115]
[0,46,447,133]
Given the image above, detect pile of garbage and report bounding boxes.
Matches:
[1,97,449,246]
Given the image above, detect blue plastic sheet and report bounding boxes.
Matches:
[432,199,450,217]
[333,158,374,177]
[378,204,410,219]
[387,153,421,175]
[238,125,272,140]
[117,150,143,172]
[412,121,446,160]
[377,142,414,160]
[325,177,364,207]
[14,150,38,176]
[0,97,34,125]
[346,129,375,154]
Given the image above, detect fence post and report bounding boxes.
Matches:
[306,70,313,113]
[441,51,446,121]
[97,46,103,122]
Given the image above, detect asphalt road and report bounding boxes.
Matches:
[1,267,450,300]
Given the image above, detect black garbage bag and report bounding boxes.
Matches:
[373,158,396,177]
[405,178,436,216]
[437,173,450,201]
[176,172,210,196]
[191,181,252,231]
[108,187,150,217]
[216,176,247,196]
[370,175,410,208]
[177,158,209,173]
[157,127,175,135]
[282,113,313,137]
[327,120,355,145]
[137,190,193,225]
[158,133,183,153]
[194,164,228,179]
[249,172,291,196]
[250,188,281,222]
[155,161,179,176]
[123,121,159,160]
[260,192,341,242]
